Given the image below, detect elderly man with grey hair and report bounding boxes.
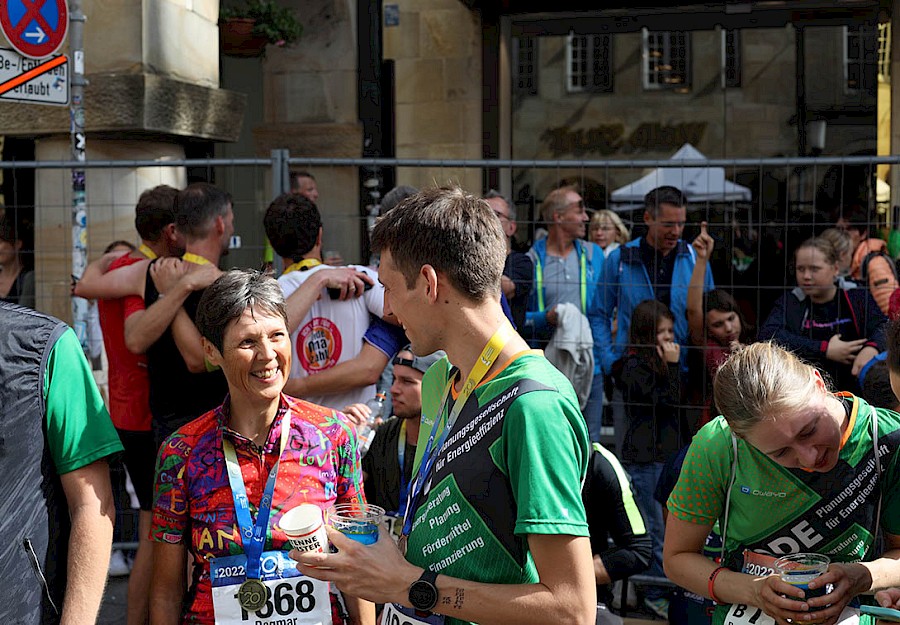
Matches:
[484,190,533,333]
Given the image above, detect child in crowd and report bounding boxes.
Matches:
[687,222,751,425]
[859,356,900,412]
[819,226,854,282]
[613,298,687,619]
[589,209,631,258]
[759,235,886,393]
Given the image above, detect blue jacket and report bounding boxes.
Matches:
[526,238,605,375]
[595,237,714,375]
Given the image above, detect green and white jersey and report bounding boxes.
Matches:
[669,396,900,625]
[406,352,590,625]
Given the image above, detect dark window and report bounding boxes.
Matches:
[723,29,741,88]
[845,24,877,95]
[644,29,691,91]
[567,34,613,93]
[513,36,538,97]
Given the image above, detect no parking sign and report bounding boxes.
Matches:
[0,0,69,59]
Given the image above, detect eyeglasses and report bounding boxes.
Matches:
[493,210,510,222]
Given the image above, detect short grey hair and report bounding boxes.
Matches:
[196,269,288,353]
[484,189,516,221]
[381,185,419,216]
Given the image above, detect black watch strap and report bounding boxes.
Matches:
[408,569,439,612]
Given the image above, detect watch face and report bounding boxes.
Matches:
[409,580,438,611]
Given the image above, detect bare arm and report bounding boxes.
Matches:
[593,555,612,585]
[125,261,219,356]
[343,595,376,625]
[283,343,389,399]
[59,459,116,625]
[149,541,187,625]
[284,267,373,333]
[74,254,148,300]
[662,514,893,625]
[295,528,596,625]
[124,282,193,354]
[170,308,207,373]
[688,222,713,346]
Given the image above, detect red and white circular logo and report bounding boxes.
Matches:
[297,317,343,373]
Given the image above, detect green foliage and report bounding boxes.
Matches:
[220,0,303,47]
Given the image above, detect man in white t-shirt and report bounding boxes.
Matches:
[264,192,388,410]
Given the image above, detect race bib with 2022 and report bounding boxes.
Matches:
[381,602,444,625]
[210,550,330,625]
[724,603,860,625]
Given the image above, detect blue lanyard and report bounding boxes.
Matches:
[222,409,291,581]
[396,419,409,517]
[401,322,514,537]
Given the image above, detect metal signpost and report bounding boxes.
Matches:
[0,0,89,351]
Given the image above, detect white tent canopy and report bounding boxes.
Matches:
[610,144,752,211]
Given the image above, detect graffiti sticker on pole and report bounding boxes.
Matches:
[0,0,69,59]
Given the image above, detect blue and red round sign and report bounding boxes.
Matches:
[0,0,69,59]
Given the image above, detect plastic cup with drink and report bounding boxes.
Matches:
[328,503,385,546]
[774,553,831,621]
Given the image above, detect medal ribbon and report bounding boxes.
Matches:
[401,322,515,537]
[183,252,211,265]
[396,419,409,517]
[283,258,322,275]
[138,244,157,260]
[223,410,292,581]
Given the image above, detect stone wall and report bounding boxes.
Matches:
[511,25,875,203]
[0,0,240,315]
[383,0,483,194]
[34,140,187,321]
[248,0,364,264]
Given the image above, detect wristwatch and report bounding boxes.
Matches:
[408,569,439,612]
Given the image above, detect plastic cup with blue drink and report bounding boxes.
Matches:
[774,553,831,621]
[328,503,385,546]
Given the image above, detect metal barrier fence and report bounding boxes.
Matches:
[1,152,896,567]
[1,150,896,370]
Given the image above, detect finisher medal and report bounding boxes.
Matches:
[237,578,267,612]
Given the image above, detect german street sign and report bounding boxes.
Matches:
[0,0,69,59]
[0,47,68,105]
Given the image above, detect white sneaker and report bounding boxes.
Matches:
[108,549,131,577]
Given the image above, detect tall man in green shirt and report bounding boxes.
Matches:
[292,186,596,625]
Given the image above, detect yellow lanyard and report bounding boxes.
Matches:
[183,252,211,266]
[402,320,515,538]
[139,244,157,260]
[282,258,322,275]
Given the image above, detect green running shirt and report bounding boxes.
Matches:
[669,396,900,625]
[406,352,590,625]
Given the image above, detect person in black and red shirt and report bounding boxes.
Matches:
[759,235,886,394]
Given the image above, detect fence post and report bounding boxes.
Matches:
[267,149,291,274]
[69,0,91,352]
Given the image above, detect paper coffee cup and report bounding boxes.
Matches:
[279,504,328,553]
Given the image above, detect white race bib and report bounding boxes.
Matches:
[210,551,331,625]
[724,603,860,625]
[382,602,445,625]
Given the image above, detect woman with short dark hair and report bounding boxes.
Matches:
[149,269,373,625]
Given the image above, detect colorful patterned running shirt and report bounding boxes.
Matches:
[668,395,900,625]
[405,351,590,625]
[151,394,365,624]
